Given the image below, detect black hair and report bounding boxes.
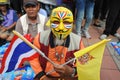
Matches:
[53,4,73,13]
[0,4,10,17]
[0,4,10,11]
[6,4,10,10]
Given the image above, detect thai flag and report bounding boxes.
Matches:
[0,35,39,74]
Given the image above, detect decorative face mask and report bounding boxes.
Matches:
[50,7,73,40]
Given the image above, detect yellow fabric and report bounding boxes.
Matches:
[50,6,73,40]
[74,39,110,80]
[0,0,7,2]
[80,40,84,49]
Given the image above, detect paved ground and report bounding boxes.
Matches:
[81,23,120,80]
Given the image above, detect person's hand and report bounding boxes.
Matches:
[42,76,52,80]
[0,25,2,28]
[53,64,74,78]
[34,76,52,80]
[1,27,7,32]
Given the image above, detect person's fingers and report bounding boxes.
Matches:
[54,65,65,73]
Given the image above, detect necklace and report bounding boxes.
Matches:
[54,39,66,61]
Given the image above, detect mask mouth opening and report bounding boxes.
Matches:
[60,34,62,40]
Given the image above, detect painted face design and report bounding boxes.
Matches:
[50,7,73,40]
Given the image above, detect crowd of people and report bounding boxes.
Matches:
[0,0,120,46]
[0,0,120,79]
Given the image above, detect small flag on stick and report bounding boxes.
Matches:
[74,39,110,80]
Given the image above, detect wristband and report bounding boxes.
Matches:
[34,71,46,79]
[40,75,46,80]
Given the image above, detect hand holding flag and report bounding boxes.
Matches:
[47,39,110,78]
[0,29,110,80]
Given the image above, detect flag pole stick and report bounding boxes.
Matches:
[46,58,76,75]
[12,30,56,65]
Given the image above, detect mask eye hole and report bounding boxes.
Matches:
[52,21,60,24]
[63,21,72,24]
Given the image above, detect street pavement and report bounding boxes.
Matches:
[80,23,120,80]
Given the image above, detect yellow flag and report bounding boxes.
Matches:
[45,19,50,27]
[74,39,110,80]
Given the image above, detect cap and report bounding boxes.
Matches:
[37,0,57,5]
[23,0,38,7]
[0,0,10,5]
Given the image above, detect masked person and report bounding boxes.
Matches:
[29,6,84,80]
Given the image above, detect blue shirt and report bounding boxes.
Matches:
[1,9,18,27]
[39,8,47,17]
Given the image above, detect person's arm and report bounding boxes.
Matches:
[29,34,49,80]
[53,39,84,79]
[5,10,18,30]
[80,39,85,49]
[15,19,24,35]
[6,22,16,30]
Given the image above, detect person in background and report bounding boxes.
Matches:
[93,0,109,27]
[38,1,48,17]
[41,0,57,17]
[10,0,23,17]
[30,6,84,80]
[93,0,103,27]
[0,0,18,46]
[99,0,120,40]
[99,0,109,21]
[75,0,94,39]
[63,0,76,15]
[56,0,63,5]
[15,0,47,39]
